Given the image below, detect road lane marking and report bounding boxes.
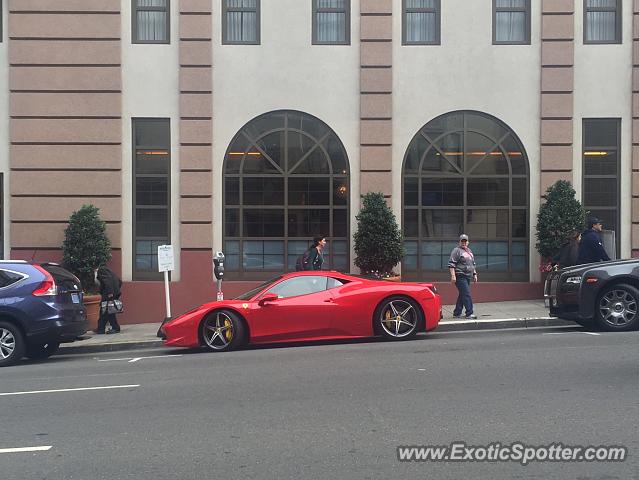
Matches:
[0,446,52,454]
[98,354,182,363]
[543,332,601,336]
[0,385,139,396]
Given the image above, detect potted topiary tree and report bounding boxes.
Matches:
[62,204,112,329]
[535,180,586,273]
[353,192,404,280]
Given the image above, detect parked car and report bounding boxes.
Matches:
[544,259,639,331]
[0,261,87,366]
[160,271,442,352]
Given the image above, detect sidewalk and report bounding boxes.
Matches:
[58,299,570,354]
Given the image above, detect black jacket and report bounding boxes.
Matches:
[97,267,122,300]
[305,248,324,271]
[577,229,610,265]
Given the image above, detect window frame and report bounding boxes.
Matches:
[223,110,350,281]
[582,118,621,257]
[583,0,621,45]
[312,0,351,45]
[132,118,172,281]
[222,0,261,45]
[132,0,170,44]
[401,110,530,282]
[402,0,441,46]
[492,0,531,45]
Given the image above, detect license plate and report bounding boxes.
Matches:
[544,298,550,308]
[71,293,80,304]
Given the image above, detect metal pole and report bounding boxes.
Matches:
[164,270,172,318]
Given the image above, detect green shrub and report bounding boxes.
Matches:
[353,192,404,276]
[62,205,111,293]
[535,180,586,262]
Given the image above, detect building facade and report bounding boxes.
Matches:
[0,0,636,323]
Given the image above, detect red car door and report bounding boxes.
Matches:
[249,276,337,343]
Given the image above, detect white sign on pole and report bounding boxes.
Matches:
[158,245,175,272]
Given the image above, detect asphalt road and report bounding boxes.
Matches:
[2,326,639,480]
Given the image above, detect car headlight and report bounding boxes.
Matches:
[564,276,582,284]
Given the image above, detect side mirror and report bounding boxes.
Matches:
[258,293,279,307]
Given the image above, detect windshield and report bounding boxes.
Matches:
[234,276,283,301]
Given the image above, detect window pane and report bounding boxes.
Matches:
[584,120,618,147]
[464,132,498,173]
[227,11,257,42]
[288,177,330,205]
[404,209,418,237]
[466,209,509,238]
[136,208,168,236]
[512,178,526,206]
[405,12,437,43]
[583,178,617,207]
[136,152,169,174]
[134,120,169,148]
[316,12,345,43]
[470,148,509,175]
[137,11,167,41]
[225,208,239,237]
[495,11,526,43]
[467,178,509,206]
[433,132,463,172]
[288,209,330,237]
[404,177,419,206]
[267,276,328,298]
[496,0,525,7]
[585,11,616,42]
[422,178,463,206]
[333,178,348,205]
[512,209,527,238]
[243,177,284,205]
[325,136,348,174]
[243,209,284,237]
[584,150,617,175]
[225,178,240,205]
[136,177,168,205]
[138,0,166,6]
[421,210,463,237]
[406,0,436,8]
[333,209,348,237]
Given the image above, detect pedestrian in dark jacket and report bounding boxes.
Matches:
[553,230,581,268]
[448,234,478,319]
[305,236,326,271]
[577,217,610,265]
[93,266,122,334]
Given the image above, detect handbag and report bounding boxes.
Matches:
[101,299,124,315]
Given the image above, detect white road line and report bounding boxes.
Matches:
[543,332,601,336]
[0,385,139,397]
[98,354,182,363]
[0,446,52,454]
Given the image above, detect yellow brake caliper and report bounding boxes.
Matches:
[224,318,233,341]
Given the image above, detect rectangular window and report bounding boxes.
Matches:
[223,0,260,45]
[493,0,530,45]
[582,118,620,256]
[402,0,441,45]
[133,119,171,280]
[312,0,350,45]
[132,0,170,44]
[584,0,621,44]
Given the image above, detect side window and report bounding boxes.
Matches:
[0,270,25,289]
[267,276,328,298]
[327,277,345,289]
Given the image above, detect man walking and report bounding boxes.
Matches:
[577,217,610,265]
[448,234,478,319]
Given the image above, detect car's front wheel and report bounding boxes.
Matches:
[25,342,60,360]
[0,321,26,367]
[595,284,639,331]
[200,310,246,352]
[374,296,422,340]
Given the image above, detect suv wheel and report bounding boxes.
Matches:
[596,284,639,331]
[0,321,26,367]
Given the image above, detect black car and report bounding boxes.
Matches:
[544,259,639,331]
[0,261,87,366]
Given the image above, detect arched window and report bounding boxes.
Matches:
[402,111,529,281]
[224,110,350,279]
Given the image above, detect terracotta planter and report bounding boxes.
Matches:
[83,294,102,331]
[384,275,402,282]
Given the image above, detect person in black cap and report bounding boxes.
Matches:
[577,216,610,265]
[448,234,478,319]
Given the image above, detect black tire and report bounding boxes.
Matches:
[200,309,247,352]
[0,321,26,367]
[25,341,60,360]
[595,284,639,332]
[374,295,423,340]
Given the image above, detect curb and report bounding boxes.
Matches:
[56,316,573,355]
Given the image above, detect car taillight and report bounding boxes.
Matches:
[32,265,58,296]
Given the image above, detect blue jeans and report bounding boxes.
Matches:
[453,276,473,317]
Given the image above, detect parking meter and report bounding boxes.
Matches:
[213,251,225,301]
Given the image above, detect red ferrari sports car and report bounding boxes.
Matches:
[160,271,441,352]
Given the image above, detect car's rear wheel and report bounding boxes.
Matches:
[0,321,26,367]
[200,310,246,352]
[595,284,639,331]
[374,296,422,340]
[25,342,60,360]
